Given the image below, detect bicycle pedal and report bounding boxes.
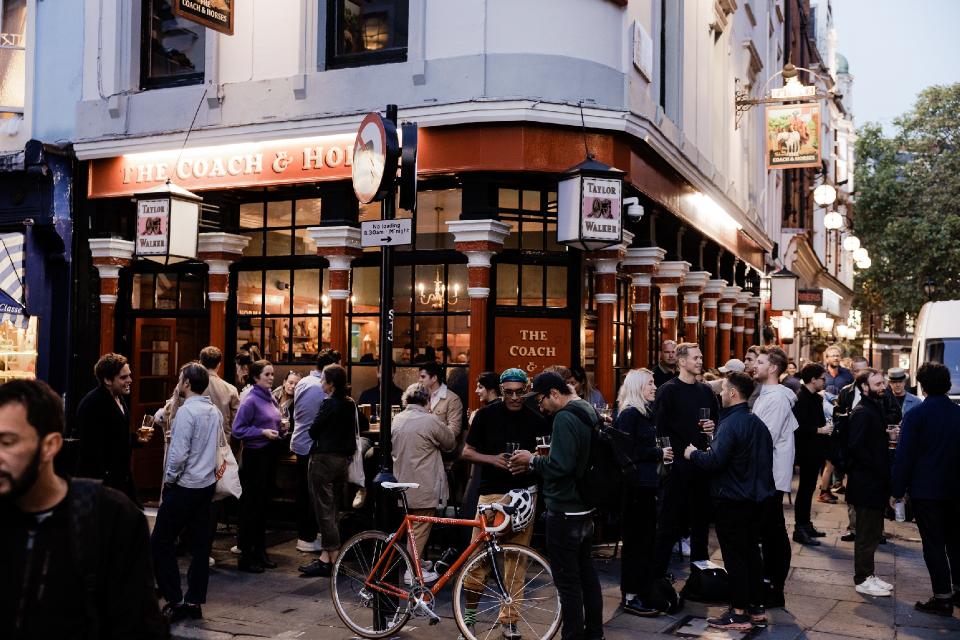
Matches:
[428,617,440,626]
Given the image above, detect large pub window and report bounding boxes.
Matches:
[0,0,27,115]
[326,0,408,69]
[141,0,205,89]
[494,188,569,309]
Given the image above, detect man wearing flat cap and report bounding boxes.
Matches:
[885,368,922,420]
[460,368,548,640]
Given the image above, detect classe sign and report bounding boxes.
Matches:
[88,135,356,198]
[494,318,571,377]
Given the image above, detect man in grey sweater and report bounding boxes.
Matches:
[151,362,223,622]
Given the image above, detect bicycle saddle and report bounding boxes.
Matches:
[380,481,420,491]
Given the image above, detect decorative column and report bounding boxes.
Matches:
[588,231,632,404]
[307,226,363,358]
[652,261,691,344]
[733,290,752,357]
[622,247,665,369]
[198,233,249,359]
[89,238,134,355]
[448,219,511,412]
[719,285,741,363]
[679,271,710,344]
[745,296,761,348]
[701,279,726,370]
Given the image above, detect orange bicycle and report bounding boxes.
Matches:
[330,481,561,639]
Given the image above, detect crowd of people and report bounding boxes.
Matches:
[2,336,958,639]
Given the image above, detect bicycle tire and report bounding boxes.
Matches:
[331,530,415,638]
[452,544,561,640]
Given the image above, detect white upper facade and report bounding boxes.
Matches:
[73,0,789,244]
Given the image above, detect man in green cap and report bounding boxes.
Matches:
[460,367,549,640]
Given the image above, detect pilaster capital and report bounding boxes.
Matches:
[631,303,651,313]
[94,264,122,280]
[680,271,711,293]
[721,285,742,303]
[595,293,617,305]
[306,225,363,252]
[622,246,667,272]
[463,251,496,269]
[89,238,134,269]
[652,260,691,286]
[736,291,753,306]
[447,219,512,246]
[702,298,719,309]
[467,287,491,299]
[197,232,250,261]
[748,295,762,310]
[630,273,653,288]
[703,278,727,299]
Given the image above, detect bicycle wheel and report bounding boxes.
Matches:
[331,530,414,638]
[452,543,561,640]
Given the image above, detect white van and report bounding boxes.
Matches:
[910,300,960,403]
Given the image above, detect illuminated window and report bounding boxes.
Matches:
[0,0,27,114]
[327,0,408,69]
[141,0,205,89]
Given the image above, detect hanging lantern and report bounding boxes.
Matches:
[852,247,869,263]
[824,211,844,230]
[813,184,837,206]
[842,235,860,252]
[134,180,201,264]
[769,266,799,312]
[556,156,625,251]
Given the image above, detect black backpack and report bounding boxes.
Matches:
[559,403,637,511]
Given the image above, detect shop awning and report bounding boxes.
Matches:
[0,232,28,328]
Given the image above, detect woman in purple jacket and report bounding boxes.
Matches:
[232,359,281,573]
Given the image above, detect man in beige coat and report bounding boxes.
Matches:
[161,347,239,437]
[392,385,457,581]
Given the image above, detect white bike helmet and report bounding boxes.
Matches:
[504,488,535,532]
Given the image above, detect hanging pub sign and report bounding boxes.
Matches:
[556,156,625,251]
[134,180,201,264]
[765,103,821,169]
[173,0,234,36]
[797,288,824,307]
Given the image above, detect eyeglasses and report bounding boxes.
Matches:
[501,388,526,398]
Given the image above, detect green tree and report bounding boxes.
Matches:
[854,84,960,321]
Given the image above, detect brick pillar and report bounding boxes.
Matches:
[679,271,710,343]
[701,279,726,370]
[623,247,665,368]
[652,261,690,344]
[745,296,760,349]
[719,285,741,363]
[198,233,249,361]
[588,231,631,403]
[89,238,134,355]
[448,220,510,412]
[308,226,362,359]
[734,291,752,357]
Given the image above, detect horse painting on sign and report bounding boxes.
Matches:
[766,103,821,169]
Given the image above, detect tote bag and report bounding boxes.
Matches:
[214,425,242,500]
[347,405,365,487]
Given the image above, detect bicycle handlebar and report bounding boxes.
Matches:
[477,502,512,534]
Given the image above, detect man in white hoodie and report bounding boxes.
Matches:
[751,347,797,609]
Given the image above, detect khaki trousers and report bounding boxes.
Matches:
[407,508,436,566]
[462,493,536,623]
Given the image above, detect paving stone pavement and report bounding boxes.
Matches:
[155,488,959,640]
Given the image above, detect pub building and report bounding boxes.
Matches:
[76,123,769,496]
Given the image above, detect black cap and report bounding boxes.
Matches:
[531,371,569,396]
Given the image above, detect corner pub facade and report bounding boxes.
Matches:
[72,1,784,492]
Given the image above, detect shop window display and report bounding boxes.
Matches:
[0,316,38,381]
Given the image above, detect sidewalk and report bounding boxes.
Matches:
[158,491,959,640]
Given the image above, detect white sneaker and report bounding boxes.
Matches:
[855,580,892,597]
[868,575,893,591]
[208,556,215,568]
[230,545,241,555]
[296,538,323,553]
[680,537,691,557]
[404,567,439,585]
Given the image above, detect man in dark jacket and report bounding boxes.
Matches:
[76,353,150,504]
[845,368,894,597]
[823,345,854,396]
[0,379,166,639]
[792,363,830,545]
[829,356,869,537]
[685,371,774,631]
[891,363,960,616]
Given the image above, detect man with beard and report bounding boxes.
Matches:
[151,363,222,622]
[0,379,165,638]
[76,353,148,504]
[846,368,894,597]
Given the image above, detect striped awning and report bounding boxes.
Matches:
[0,232,28,328]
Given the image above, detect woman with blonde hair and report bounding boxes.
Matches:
[613,368,673,616]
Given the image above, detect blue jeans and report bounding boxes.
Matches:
[545,512,604,640]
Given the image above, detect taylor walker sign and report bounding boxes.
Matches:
[766,103,821,170]
[136,200,170,257]
[173,0,234,35]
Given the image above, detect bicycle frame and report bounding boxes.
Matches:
[364,511,507,603]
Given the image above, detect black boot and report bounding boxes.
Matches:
[803,523,827,537]
[914,597,953,616]
[259,550,278,569]
[238,554,265,573]
[623,597,661,617]
[299,558,332,577]
[792,528,821,546]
